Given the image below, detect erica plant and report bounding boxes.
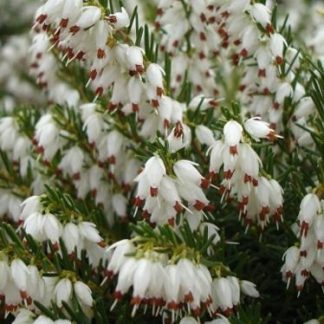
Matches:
[0,0,323,323]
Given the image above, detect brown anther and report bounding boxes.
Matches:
[36,14,47,24]
[98,240,107,248]
[132,103,139,112]
[96,87,103,97]
[234,39,241,46]
[240,48,248,58]
[300,250,307,257]
[172,40,179,47]
[69,25,80,35]
[76,51,85,60]
[168,218,175,226]
[60,18,69,28]
[200,178,209,189]
[151,99,159,108]
[135,64,144,74]
[224,169,234,179]
[114,291,123,300]
[107,15,117,23]
[266,23,274,34]
[97,48,106,59]
[193,200,206,211]
[232,53,239,65]
[275,56,284,65]
[273,102,280,110]
[263,88,270,95]
[199,52,206,60]
[229,145,238,155]
[252,178,258,186]
[156,8,163,16]
[72,172,80,180]
[89,69,97,80]
[174,121,183,138]
[200,13,207,22]
[163,119,170,129]
[258,69,266,77]
[174,201,183,213]
[150,187,158,197]
[131,296,142,305]
[199,32,207,41]
[156,87,164,97]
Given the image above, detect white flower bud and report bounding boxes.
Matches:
[20,195,41,222]
[43,213,62,244]
[74,281,93,306]
[244,117,277,141]
[310,263,324,285]
[75,6,101,29]
[195,125,215,146]
[11,259,30,294]
[294,97,314,120]
[315,215,324,244]
[112,194,128,218]
[0,260,9,291]
[13,137,31,161]
[298,193,321,230]
[24,211,45,241]
[239,143,261,179]
[173,160,203,186]
[146,63,164,91]
[12,309,34,324]
[275,82,293,104]
[132,259,153,300]
[283,246,300,276]
[223,120,243,154]
[55,278,72,307]
[135,156,166,196]
[107,7,130,30]
[59,147,84,176]
[249,3,271,27]
[126,46,144,73]
[167,123,191,153]
[115,258,138,297]
[212,277,233,312]
[227,276,240,305]
[270,33,287,63]
[79,222,103,244]
[240,280,260,298]
[209,140,225,175]
[62,223,80,254]
[128,76,143,107]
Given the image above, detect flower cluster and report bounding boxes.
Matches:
[204,119,283,229]
[21,194,108,266]
[107,238,259,321]
[29,33,80,107]
[134,156,211,225]
[154,1,301,128]
[31,0,187,139]
[0,36,44,110]
[0,257,93,315]
[0,0,323,322]
[282,193,324,292]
